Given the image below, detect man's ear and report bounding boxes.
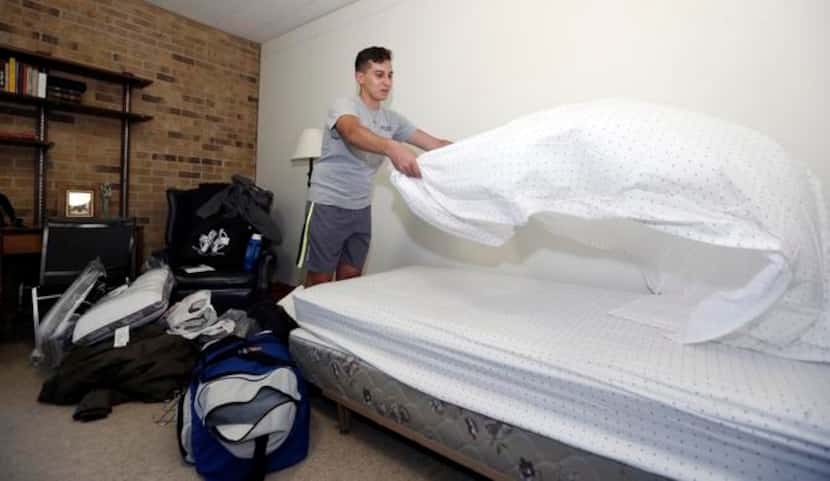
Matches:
[355,70,366,86]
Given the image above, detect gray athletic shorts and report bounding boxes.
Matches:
[296,202,371,273]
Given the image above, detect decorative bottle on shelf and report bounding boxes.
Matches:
[243,233,262,272]
[99,182,112,218]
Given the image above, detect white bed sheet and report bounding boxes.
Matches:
[285,266,830,481]
[391,99,830,362]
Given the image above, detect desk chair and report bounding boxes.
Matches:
[153,184,276,313]
[27,218,136,339]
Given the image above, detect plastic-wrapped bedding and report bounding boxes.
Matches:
[31,258,106,368]
[392,99,829,362]
[72,266,174,345]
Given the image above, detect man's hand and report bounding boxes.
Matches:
[385,140,421,178]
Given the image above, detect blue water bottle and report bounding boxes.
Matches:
[243,233,262,272]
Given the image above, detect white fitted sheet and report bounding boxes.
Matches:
[286,266,830,481]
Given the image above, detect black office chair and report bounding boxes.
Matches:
[26,217,136,335]
[152,184,276,313]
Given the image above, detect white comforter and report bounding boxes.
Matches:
[392,99,829,362]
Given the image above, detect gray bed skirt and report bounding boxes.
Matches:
[290,332,671,481]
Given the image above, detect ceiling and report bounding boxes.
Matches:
[145,0,359,43]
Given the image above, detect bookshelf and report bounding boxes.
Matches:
[0,90,154,121]
[0,136,53,149]
[0,43,154,225]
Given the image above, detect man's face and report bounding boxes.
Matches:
[356,60,393,103]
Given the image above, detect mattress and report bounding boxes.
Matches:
[290,328,670,481]
[285,266,830,481]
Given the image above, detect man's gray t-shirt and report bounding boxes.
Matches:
[308,97,416,209]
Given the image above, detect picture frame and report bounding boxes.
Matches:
[65,189,95,217]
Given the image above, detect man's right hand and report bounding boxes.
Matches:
[337,116,422,178]
[385,140,421,178]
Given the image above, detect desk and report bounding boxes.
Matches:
[1,225,144,258]
[1,228,42,255]
[0,224,144,304]
[0,228,41,319]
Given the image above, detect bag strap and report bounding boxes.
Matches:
[245,436,268,481]
[175,389,189,461]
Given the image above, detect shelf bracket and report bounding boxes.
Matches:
[120,81,132,218]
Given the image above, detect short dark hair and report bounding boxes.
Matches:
[355,46,392,72]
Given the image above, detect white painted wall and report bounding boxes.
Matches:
[256,0,829,286]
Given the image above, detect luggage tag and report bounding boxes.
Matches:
[114,325,130,348]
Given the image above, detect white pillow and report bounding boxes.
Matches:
[72,267,174,345]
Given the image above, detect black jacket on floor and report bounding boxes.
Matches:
[38,323,199,421]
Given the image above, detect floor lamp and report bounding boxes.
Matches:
[292,128,323,188]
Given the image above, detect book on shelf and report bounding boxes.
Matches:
[48,84,85,95]
[0,56,48,97]
[37,71,46,97]
[48,75,87,93]
[47,90,83,103]
[7,57,15,93]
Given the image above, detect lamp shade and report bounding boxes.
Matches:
[292,128,323,160]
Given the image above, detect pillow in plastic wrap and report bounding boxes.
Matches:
[31,258,106,368]
[72,266,174,345]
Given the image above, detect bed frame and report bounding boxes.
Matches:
[290,332,669,481]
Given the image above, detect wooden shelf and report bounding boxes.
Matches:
[0,90,43,107]
[0,135,52,149]
[0,91,152,122]
[0,42,154,225]
[47,98,154,122]
[0,44,152,88]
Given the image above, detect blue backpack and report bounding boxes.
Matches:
[177,332,309,481]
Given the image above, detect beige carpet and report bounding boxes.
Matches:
[0,342,479,481]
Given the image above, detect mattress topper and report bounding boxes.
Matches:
[391,99,829,362]
[286,265,830,481]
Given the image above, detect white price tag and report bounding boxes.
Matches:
[114,325,130,348]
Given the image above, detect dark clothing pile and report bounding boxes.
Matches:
[36,283,299,423]
[197,175,282,244]
[246,300,298,345]
[38,324,199,421]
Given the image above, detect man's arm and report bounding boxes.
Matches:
[335,114,422,178]
[406,129,452,151]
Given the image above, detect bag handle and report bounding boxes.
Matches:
[203,344,295,369]
[198,336,296,384]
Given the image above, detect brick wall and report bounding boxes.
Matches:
[0,0,260,256]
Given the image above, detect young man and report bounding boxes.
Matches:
[297,46,450,287]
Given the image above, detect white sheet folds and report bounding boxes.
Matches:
[286,266,830,481]
[391,99,829,362]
